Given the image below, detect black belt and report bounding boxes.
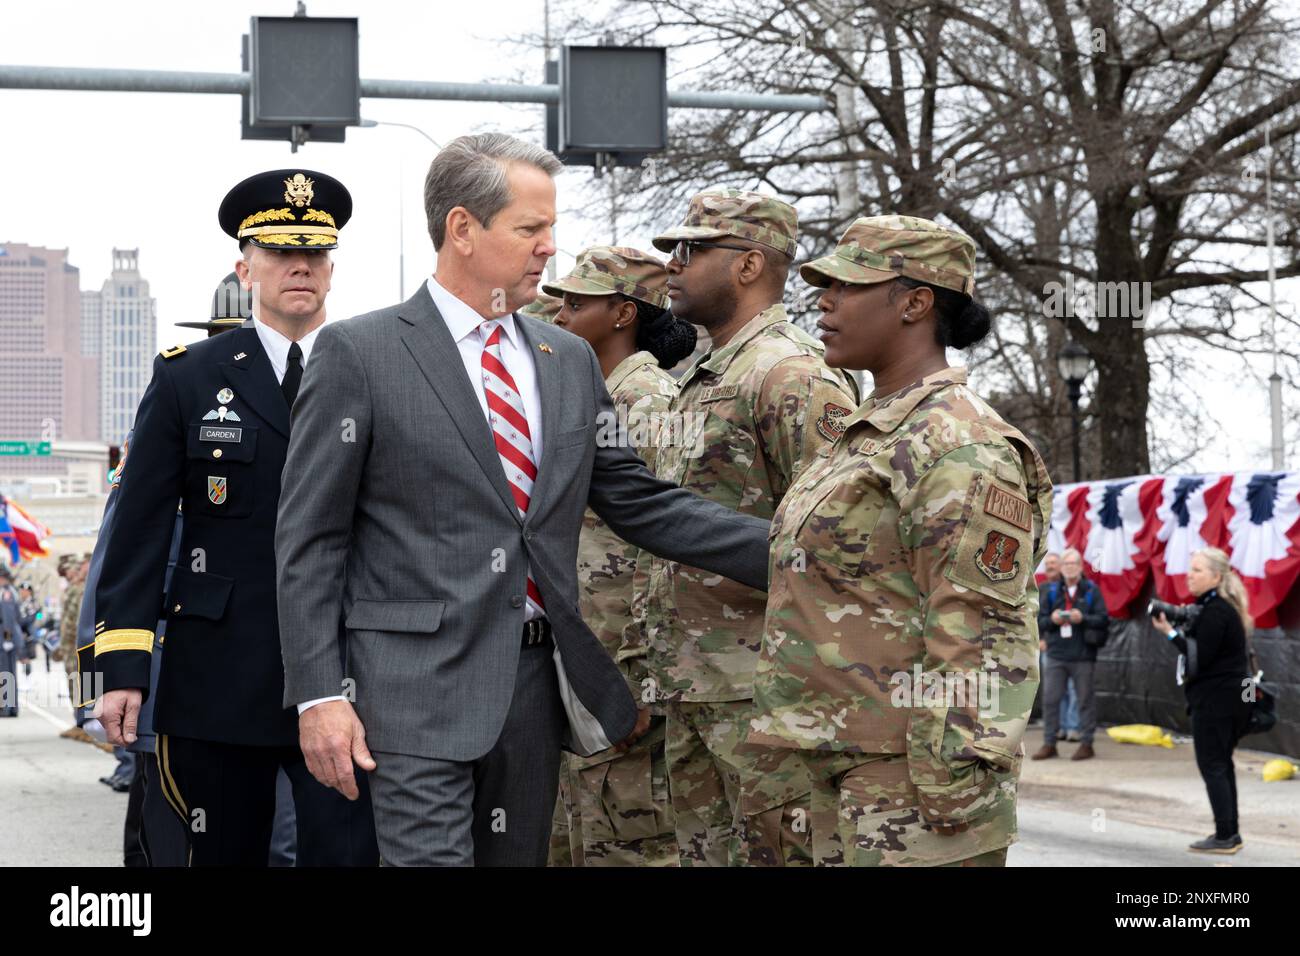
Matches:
[522,618,551,648]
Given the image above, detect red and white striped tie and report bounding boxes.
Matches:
[480,322,544,612]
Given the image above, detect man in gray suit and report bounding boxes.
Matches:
[276,133,771,866]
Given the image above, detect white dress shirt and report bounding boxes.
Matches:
[253,316,323,383]
[427,276,546,623]
[424,276,544,464]
[297,280,547,715]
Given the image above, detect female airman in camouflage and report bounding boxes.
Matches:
[541,245,696,866]
[745,216,1052,866]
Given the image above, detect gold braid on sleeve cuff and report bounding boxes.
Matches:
[94,629,155,655]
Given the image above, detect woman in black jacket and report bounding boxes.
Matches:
[1152,547,1253,854]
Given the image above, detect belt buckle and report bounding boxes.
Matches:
[525,619,544,646]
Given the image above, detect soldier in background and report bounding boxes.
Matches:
[643,189,858,866]
[746,216,1051,866]
[540,246,695,866]
[50,555,91,737]
[0,566,27,718]
[58,556,91,722]
[16,582,39,673]
[57,556,82,676]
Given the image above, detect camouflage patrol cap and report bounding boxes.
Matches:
[652,188,798,258]
[542,246,669,310]
[519,291,562,322]
[801,215,976,295]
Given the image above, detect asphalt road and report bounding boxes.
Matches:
[0,663,123,866]
[1011,799,1298,866]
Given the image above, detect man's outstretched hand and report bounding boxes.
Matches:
[299,699,376,800]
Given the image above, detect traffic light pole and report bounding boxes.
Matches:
[0,64,831,112]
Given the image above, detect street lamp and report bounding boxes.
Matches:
[1056,340,1093,483]
[359,118,442,300]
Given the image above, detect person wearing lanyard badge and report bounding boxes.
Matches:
[1034,548,1107,760]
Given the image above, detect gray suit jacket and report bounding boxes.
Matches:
[276,287,769,761]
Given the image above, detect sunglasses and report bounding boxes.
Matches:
[671,239,754,267]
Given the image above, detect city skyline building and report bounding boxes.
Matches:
[93,248,156,445]
[0,242,98,477]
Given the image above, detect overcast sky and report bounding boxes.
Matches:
[2,0,1295,474]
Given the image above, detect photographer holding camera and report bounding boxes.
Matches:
[1151,547,1252,854]
[1033,549,1108,761]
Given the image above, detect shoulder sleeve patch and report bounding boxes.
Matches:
[945,472,1032,607]
[160,344,187,358]
[983,482,1032,532]
[815,402,852,441]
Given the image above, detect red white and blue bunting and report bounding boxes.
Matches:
[1036,473,1300,625]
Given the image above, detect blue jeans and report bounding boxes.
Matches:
[1061,676,1080,732]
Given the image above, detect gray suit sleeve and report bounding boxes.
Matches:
[276,323,373,705]
[583,347,770,592]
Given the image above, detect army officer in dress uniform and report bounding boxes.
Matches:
[745,216,1053,866]
[86,170,379,866]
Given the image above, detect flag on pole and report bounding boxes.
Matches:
[0,507,19,565]
[2,495,51,560]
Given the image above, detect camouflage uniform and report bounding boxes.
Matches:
[541,247,681,866]
[746,216,1053,866]
[644,192,859,866]
[519,291,562,322]
[60,577,84,677]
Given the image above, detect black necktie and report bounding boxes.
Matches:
[282,342,303,409]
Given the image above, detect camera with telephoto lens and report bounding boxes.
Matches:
[1148,599,1201,627]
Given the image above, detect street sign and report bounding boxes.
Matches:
[0,441,51,456]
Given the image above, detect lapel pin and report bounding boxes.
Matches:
[538,343,553,354]
[234,352,247,361]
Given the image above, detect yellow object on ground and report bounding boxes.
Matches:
[1262,759,1297,782]
[1106,725,1175,749]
